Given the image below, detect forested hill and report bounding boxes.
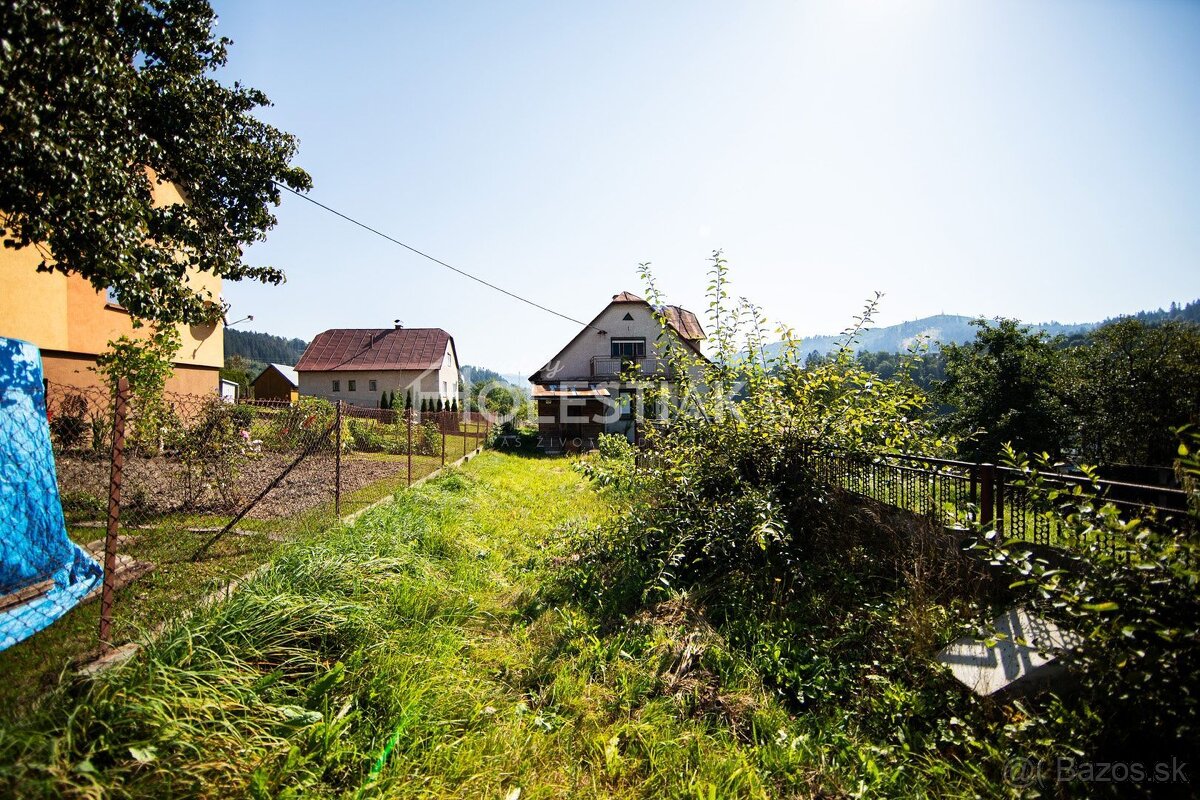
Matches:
[224,329,309,366]
[772,298,1199,356]
[1099,298,1200,327]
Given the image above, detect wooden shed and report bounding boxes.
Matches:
[251,363,299,403]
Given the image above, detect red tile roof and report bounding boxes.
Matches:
[295,328,453,372]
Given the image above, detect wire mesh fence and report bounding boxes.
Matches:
[0,378,503,713]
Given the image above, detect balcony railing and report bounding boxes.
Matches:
[590,356,671,378]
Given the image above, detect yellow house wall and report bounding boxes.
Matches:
[0,172,223,393]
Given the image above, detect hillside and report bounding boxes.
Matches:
[224,329,309,366]
[770,298,1199,356]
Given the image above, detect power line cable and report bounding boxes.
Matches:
[273,181,602,332]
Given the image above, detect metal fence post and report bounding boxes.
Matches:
[462,410,467,456]
[407,409,413,486]
[979,463,995,529]
[334,400,342,517]
[441,411,446,467]
[99,377,129,652]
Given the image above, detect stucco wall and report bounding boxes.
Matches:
[0,172,223,379]
[535,301,705,383]
[297,339,461,408]
[299,366,459,408]
[39,351,219,395]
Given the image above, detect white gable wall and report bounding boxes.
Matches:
[536,302,703,382]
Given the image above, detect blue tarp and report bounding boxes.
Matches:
[1,337,103,651]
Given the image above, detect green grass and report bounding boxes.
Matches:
[0,452,1013,797]
[0,453,786,798]
[0,434,489,711]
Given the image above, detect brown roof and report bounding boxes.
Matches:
[611,290,705,341]
[295,328,454,372]
[662,305,705,341]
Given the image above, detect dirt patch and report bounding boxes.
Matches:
[55,452,413,521]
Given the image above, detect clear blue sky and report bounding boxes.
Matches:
[212,0,1200,375]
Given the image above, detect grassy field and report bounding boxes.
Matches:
[0,451,1013,797]
[0,431,488,713]
[0,453,774,797]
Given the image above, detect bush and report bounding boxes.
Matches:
[971,443,1200,766]
[49,394,89,450]
[570,261,947,611]
[265,396,336,452]
[345,418,441,456]
[165,398,259,510]
[489,420,539,453]
[347,419,386,452]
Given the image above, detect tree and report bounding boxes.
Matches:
[380,392,389,410]
[219,354,252,397]
[404,390,413,411]
[0,0,311,325]
[1065,319,1200,466]
[938,318,1071,461]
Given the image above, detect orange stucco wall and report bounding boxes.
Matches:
[40,351,220,395]
[0,172,224,393]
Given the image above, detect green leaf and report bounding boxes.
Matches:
[128,745,157,763]
[1082,601,1118,613]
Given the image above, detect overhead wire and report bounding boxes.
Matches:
[272,181,604,333]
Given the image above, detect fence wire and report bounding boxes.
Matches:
[0,380,502,715]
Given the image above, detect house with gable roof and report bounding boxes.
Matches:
[294,323,461,408]
[528,291,708,451]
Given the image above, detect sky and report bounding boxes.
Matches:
[212,0,1200,375]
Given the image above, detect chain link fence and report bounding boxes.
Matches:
[1,378,503,713]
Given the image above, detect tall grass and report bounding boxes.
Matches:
[0,454,792,798]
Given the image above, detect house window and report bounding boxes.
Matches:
[332,380,340,392]
[348,380,357,392]
[611,339,646,359]
[105,286,126,310]
[369,379,377,392]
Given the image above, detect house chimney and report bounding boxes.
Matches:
[394,319,403,329]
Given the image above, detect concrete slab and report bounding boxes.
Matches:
[937,607,1082,697]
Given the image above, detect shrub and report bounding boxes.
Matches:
[971,443,1200,765]
[265,396,336,452]
[347,419,386,452]
[490,420,539,453]
[165,398,259,510]
[571,257,948,611]
[49,394,88,450]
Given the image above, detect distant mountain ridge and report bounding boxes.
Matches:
[769,299,1200,357]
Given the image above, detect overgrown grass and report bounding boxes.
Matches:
[0,438,489,713]
[1,453,785,797]
[0,452,1041,797]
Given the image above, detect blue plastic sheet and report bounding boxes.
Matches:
[1,337,103,650]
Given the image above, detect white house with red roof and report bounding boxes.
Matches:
[294,324,461,408]
[528,291,707,451]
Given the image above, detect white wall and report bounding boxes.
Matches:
[299,366,457,408]
[535,302,705,383]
